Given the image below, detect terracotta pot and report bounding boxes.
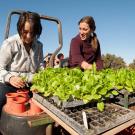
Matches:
[17,89,29,101]
[6,93,18,105]
[29,99,43,114]
[12,96,27,113]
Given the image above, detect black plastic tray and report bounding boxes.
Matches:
[33,93,135,135]
[115,90,135,108]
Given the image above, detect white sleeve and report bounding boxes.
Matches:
[0,40,13,83]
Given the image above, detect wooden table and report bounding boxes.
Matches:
[102,119,135,135]
[32,98,135,135]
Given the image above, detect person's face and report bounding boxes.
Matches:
[60,55,64,60]
[79,22,92,40]
[21,21,35,45]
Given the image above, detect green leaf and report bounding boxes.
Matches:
[126,81,132,87]
[92,62,96,74]
[82,95,94,103]
[116,86,123,90]
[111,90,119,95]
[97,102,104,112]
[93,94,101,100]
[91,88,97,95]
[98,88,107,95]
[105,93,111,98]
[125,87,133,92]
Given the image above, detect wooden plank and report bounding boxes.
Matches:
[102,119,135,135]
[27,113,54,127]
[32,99,79,135]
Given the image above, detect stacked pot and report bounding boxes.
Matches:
[5,89,42,115]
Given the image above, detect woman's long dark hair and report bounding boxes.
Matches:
[17,11,42,39]
[78,16,99,50]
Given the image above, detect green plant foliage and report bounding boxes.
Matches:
[97,101,104,112]
[31,66,135,111]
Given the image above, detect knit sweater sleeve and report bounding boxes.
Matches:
[69,35,84,67]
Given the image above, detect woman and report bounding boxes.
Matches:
[68,16,103,70]
[0,11,44,113]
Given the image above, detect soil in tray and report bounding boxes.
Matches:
[98,120,105,127]
[105,105,119,111]
[129,97,135,103]
[47,98,54,104]
[71,108,78,113]
[129,105,135,111]
[72,116,80,121]
[90,116,98,120]
[119,110,130,115]
[102,112,112,118]
[90,121,98,127]
[64,109,71,114]
[103,117,111,122]
[97,114,104,118]
[78,120,83,125]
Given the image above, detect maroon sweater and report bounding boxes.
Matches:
[68,34,103,70]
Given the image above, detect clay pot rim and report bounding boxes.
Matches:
[13,96,27,104]
[17,89,29,94]
[6,92,18,98]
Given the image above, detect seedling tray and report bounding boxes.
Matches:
[115,90,135,108]
[50,96,85,108]
[33,93,135,135]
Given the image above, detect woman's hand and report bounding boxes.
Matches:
[9,76,26,88]
[81,61,92,70]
